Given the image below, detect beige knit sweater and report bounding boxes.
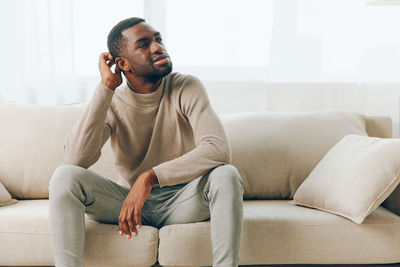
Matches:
[64,72,231,187]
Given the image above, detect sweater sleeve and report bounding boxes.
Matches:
[64,83,115,168]
[153,75,231,187]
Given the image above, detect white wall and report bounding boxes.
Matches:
[205,82,400,138]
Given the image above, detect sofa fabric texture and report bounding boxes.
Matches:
[0,104,376,200]
[220,111,369,199]
[0,103,119,199]
[0,200,158,266]
[0,103,395,202]
[159,201,400,265]
[0,101,399,266]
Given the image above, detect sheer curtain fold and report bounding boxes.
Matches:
[0,0,399,105]
[0,0,145,105]
[0,0,79,104]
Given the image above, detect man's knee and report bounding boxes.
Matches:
[49,165,87,197]
[208,164,244,194]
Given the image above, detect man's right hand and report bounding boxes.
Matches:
[98,52,122,91]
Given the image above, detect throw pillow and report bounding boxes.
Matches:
[0,182,17,206]
[292,134,400,224]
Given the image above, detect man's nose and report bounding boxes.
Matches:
[151,41,163,54]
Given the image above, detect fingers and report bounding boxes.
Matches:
[107,60,114,68]
[118,205,140,239]
[99,52,121,75]
[98,52,123,90]
[99,52,115,70]
[135,207,142,229]
[110,64,122,75]
[99,52,113,62]
[118,208,131,238]
[126,207,138,238]
[121,220,131,239]
[117,177,153,239]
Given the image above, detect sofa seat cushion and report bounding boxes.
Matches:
[0,199,158,267]
[158,200,400,266]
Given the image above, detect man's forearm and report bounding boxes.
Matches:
[152,138,230,187]
[64,83,114,168]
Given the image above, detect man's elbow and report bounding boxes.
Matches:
[64,152,99,169]
[215,143,232,165]
[64,156,89,169]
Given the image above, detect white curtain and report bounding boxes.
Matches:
[0,0,143,104]
[0,1,76,104]
[166,0,400,83]
[0,0,399,104]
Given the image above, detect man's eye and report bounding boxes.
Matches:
[139,43,149,49]
[156,38,163,43]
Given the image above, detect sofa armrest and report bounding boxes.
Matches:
[383,184,400,216]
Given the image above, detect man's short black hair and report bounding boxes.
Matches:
[107,17,145,59]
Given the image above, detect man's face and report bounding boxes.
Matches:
[120,22,173,81]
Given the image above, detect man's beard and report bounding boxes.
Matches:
[143,62,173,82]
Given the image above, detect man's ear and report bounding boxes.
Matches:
[115,57,131,72]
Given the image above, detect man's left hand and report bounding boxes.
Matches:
[118,169,158,239]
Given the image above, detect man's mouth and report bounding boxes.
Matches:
[153,54,170,65]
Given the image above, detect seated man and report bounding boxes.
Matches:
[49,17,243,267]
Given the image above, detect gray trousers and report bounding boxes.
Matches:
[49,164,244,267]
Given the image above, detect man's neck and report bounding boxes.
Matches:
[126,77,162,94]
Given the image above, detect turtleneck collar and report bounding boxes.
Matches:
[120,78,165,107]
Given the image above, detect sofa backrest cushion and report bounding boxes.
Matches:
[220,111,375,199]
[0,102,392,199]
[0,103,120,199]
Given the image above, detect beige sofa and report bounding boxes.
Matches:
[0,102,400,267]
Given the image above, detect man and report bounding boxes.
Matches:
[49,17,243,267]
